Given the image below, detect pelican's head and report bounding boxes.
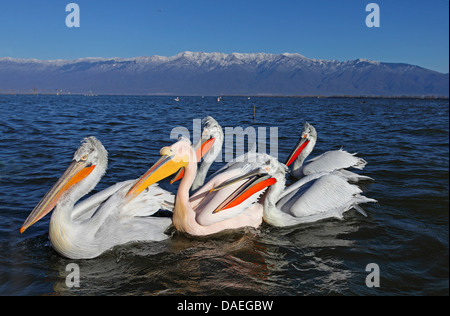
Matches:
[170,117,221,184]
[73,136,108,168]
[252,153,288,186]
[20,137,107,233]
[248,154,288,208]
[193,116,223,161]
[126,137,196,199]
[301,122,317,140]
[285,122,317,167]
[201,116,223,142]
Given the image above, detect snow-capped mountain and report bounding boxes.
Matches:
[0,52,448,96]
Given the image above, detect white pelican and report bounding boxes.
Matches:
[20,137,174,259]
[126,137,277,236]
[285,122,370,181]
[165,144,375,229]
[170,116,224,191]
[192,116,224,191]
[262,165,377,227]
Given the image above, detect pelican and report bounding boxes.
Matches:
[262,165,377,227]
[285,122,370,181]
[180,149,375,228]
[126,137,277,236]
[170,116,224,192]
[191,116,224,191]
[20,137,175,259]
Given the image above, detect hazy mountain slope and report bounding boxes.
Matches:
[0,52,448,96]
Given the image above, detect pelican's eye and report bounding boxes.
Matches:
[80,154,88,161]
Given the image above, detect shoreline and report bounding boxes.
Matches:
[0,93,448,100]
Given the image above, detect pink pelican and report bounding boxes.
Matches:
[170,116,224,191]
[126,137,277,236]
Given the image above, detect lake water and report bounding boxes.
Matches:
[0,95,448,296]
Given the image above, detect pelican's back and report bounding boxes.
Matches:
[279,172,376,221]
[302,149,367,176]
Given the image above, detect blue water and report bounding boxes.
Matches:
[0,95,448,296]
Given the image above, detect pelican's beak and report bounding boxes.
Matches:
[211,169,277,214]
[170,137,216,184]
[285,135,310,167]
[126,147,188,199]
[20,160,95,233]
[170,167,185,185]
[195,137,216,161]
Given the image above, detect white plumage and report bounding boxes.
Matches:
[262,124,377,229]
[301,149,367,176]
[287,122,370,180]
[263,165,376,227]
[21,137,174,259]
[191,116,224,191]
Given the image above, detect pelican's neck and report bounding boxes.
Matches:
[48,162,106,259]
[49,193,77,233]
[291,137,316,177]
[262,170,298,227]
[263,172,286,213]
[191,160,212,191]
[191,136,223,191]
[49,190,86,259]
[173,147,200,234]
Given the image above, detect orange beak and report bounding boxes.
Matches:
[126,147,189,199]
[170,137,215,184]
[210,169,277,214]
[285,136,310,167]
[20,160,95,233]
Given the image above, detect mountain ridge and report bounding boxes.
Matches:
[0,52,448,96]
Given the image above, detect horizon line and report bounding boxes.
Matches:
[0,92,448,100]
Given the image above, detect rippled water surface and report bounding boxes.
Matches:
[0,95,448,296]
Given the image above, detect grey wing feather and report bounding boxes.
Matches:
[273,172,376,226]
[72,180,135,221]
[302,149,367,176]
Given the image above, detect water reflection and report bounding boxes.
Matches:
[47,216,363,296]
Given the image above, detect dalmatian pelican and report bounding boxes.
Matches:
[20,137,174,259]
[170,116,224,191]
[262,166,377,227]
[285,122,370,181]
[126,137,277,236]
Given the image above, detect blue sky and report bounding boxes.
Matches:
[0,0,448,73]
